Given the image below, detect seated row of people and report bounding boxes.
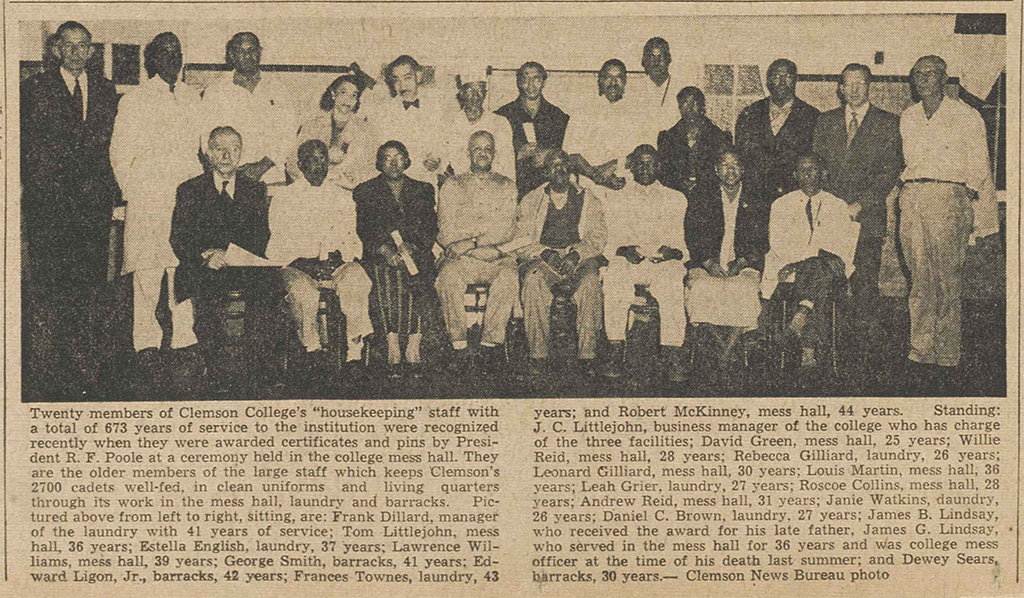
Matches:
[170,118,861,387]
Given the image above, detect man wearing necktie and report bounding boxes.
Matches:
[812,63,903,375]
[368,55,445,187]
[170,127,271,390]
[20,21,120,398]
[762,154,859,368]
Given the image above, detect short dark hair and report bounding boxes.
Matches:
[298,139,328,172]
[376,140,411,171]
[676,86,705,109]
[55,21,91,41]
[767,58,797,78]
[517,61,547,86]
[643,37,670,57]
[627,144,659,169]
[225,32,259,68]
[841,63,872,80]
[717,144,741,164]
[796,151,825,170]
[320,74,363,112]
[544,149,570,172]
[600,58,627,76]
[143,32,179,79]
[209,126,242,147]
[384,55,420,98]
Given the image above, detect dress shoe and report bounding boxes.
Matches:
[476,344,505,374]
[601,342,625,378]
[168,344,205,396]
[129,347,164,399]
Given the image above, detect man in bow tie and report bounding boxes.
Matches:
[370,54,446,187]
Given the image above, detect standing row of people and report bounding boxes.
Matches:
[20,22,996,395]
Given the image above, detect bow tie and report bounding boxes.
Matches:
[403,99,420,110]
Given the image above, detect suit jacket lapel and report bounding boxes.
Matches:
[848,105,876,152]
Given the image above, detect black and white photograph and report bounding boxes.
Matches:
[15,12,1009,401]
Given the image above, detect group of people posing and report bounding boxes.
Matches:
[21,22,997,395]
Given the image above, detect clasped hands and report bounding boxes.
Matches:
[618,245,684,265]
[705,256,750,278]
[541,248,581,276]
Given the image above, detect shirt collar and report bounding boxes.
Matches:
[769,98,793,115]
[60,67,85,94]
[213,172,237,198]
[721,183,743,204]
[846,102,870,125]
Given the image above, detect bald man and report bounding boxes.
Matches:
[435,131,519,370]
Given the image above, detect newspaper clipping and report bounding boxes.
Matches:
[2,1,1020,597]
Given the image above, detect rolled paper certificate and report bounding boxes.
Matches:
[391,230,419,276]
[522,122,536,144]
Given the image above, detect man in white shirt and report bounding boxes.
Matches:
[200,32,293,185]
[370,55,446,186]
[266,139,373,367]
[600,145,689,381]
[111,32,202,377]
[762,154,859,367]
[440,68,515,185]
[564,59,657,191]
[899,55,995,369]
[638,37,681,132]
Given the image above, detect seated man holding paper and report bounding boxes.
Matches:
[266,139,373,369]
[170,126,271,375]
[601,144,689,381]
[515,150,606,373]
[761,153,859,368]
[435,131,519,371]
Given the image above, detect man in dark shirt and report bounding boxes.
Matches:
[658,87,732,195]
[735,58,819,206]
[495,61,570,200]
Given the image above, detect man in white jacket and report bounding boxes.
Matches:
[110,32,202,382]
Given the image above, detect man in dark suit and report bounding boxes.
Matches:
[21,21,120,396]
[812,63,903,298]
[170,126,270,386]
[812,63,903,381]
[735,58,819,206]
[658,87,732,195]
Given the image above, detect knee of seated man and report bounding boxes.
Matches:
[436,259,468,289]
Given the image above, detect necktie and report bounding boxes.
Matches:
[847,112,858,147]
[403,99,420,110]
[221,180,231,200]
[73,77,84,122]
[806,197,816,239]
